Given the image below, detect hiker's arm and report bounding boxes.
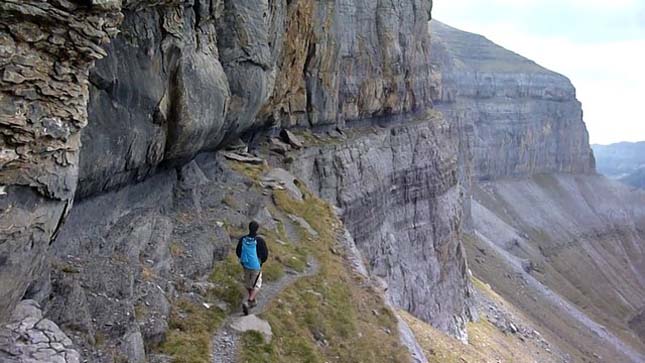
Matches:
[257,237,268,264]
[235,238,242,259]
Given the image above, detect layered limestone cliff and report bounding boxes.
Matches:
[0,0,443,320]
[1,1,476,361]
[431,20,645,362]
[431,21,595,183]
[0,0,122,323]
[78,0,437,198]
[292,113,477,341]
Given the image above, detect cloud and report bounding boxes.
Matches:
[433,0,645,144]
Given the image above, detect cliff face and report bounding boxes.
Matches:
[0,0,440,319]
[431,21,595,182]
[78,0,436,198]
[1,0,477,359]
[0,0,122,323]
[431,20,645,362]
[292,113,477,341]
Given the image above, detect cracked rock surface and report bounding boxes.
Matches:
[0,300,80,363]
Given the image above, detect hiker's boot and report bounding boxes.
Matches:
[242,301,249,315]
[248,299,257,309]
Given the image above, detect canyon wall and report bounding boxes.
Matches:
[431,21,595,182]
[292,113,477,341]
[430,20,645,362]
[0,0,441,319]
[1,0,478,360]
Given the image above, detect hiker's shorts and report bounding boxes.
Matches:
[243,268,262,290]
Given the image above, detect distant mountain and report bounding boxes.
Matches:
[592,142,645,189]
[620,166,645,189]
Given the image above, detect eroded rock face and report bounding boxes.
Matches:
[430,21,595,182]
[78,0,437,197]
[0,300,80,363]
[0,0,122,322]
[1,0,438,322]
[292,113,477,340]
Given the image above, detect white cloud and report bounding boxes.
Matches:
[433,0,645,144]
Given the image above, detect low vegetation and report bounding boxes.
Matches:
[159,160,408,363]
[238,186,408,363]
[402,276,560,363]
[159,299,226,363]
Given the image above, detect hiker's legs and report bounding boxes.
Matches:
[249,287,259,302]
[248,272,262,304]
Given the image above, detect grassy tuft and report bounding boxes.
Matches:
[229,161,268,181]
[209,253,245,310]
[158,299,225,363]
[238,331,275,363]
[238,184,408,363]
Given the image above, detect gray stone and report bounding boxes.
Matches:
[269,138,290,155]
[288,215,318,238]
[262,168,303,202]
[122,330,145,363]
[221,152,265,165]
[0,300,80,363]
[230,315,273,343]
[280,129,304,149]
[253,207,278,232]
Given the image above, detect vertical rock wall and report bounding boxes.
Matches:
[292,113,477,340]
[430,21,595,182]
[1,0,472,343]
[0,0,122,322]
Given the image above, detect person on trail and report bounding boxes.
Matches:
[236,221,268,315]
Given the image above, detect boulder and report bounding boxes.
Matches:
[280,129,304,149]
[230,315,273,343]
[261,168,303,201]
[269,138,290,155]
[221,152,265,165]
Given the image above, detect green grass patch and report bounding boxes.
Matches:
[209,253,245,310]
[262,260,285,282]
[238,184,409,363]
[238,331,275,363]
[229,161,267,181]
[158,299,225,363]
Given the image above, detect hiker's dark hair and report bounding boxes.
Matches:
[249,221,259,236]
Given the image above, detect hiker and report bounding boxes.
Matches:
[236,221,268,315]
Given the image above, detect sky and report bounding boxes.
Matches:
[433,0,645,145]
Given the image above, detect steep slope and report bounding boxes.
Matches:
[431,20,645,362]
[0,1,477,362]
[0,0,442,322]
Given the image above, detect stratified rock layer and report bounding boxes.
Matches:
[0,0,122,323]
[430,20,595,182]
[292,113,477,340]
[78,0,436,197]
[0,0,444,325]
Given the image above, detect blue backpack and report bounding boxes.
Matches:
[240,236,261,270]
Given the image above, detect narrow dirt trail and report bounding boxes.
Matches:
[211,257,319,363]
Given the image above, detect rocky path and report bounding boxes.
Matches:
[211,257,319,363]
